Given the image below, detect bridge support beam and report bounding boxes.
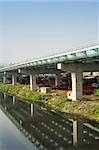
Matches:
[55,73,61,86]
[3,72,7,83]
[12,75,17,86]
[71,72,83,101]
[30,74,37,91]
[18,69,37,91]
[57,63,83,101]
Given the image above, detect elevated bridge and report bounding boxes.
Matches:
[0,45,99,101]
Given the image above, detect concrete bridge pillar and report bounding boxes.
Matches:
[30,74,37,91]
[71,72,83,101]
[12,75,17,86]
[55,73,61,86]
[3,72,7,83]
[57,63,83,101]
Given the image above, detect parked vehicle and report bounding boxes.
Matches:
[83,85,95,95]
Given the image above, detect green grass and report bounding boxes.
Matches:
[88,106,99,120]
[0,82,50,102]
[96,89,99,96]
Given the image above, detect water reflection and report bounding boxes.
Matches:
[0,92,99,150]
[0,109,37,150]
[3,92,7,100]
[72,120,78,146]
[30,103,34,116]
[13,96,16,105]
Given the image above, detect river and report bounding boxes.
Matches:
[0,92,99,150]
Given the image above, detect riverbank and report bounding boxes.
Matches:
[0,83,99,122]
[0,83,49,102]
[45,96,99,122]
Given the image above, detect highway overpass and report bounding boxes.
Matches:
[0,45,99,101]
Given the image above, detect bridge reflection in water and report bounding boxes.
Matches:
[0,92,99,150]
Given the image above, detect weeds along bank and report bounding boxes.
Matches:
[45,98,99,122]
[0,83,49,102]
[0,82,99,122]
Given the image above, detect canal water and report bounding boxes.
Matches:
[0,92,99,150]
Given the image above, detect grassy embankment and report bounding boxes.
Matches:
[0,83,49,102]
[0,82,99,121]
[46,94,99,122]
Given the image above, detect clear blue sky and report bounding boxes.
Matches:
[0,0,98,64]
